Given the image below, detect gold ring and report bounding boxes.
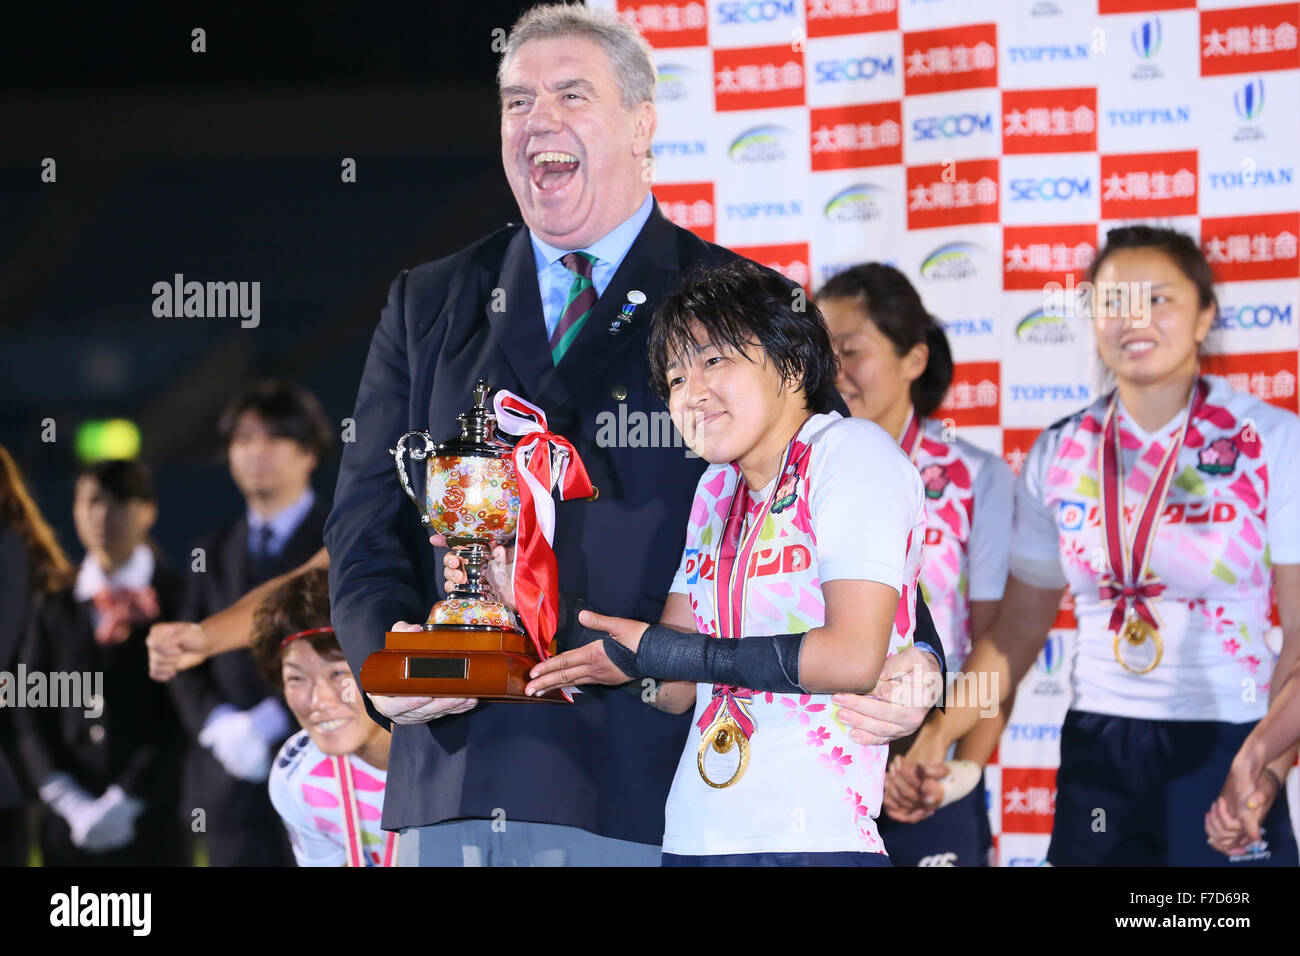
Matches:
[696,717,750,789]
[1113,618,1163,675]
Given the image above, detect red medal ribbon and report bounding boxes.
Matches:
[697,423,813,740]
[336,754,397,867]
[1097,378,1206,635]
[899,409,925,464]
[493,392,596,666]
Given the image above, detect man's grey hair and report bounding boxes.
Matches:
[498,3,656,109]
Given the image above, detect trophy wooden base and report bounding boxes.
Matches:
[360,625,568,702]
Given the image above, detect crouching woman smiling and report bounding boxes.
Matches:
[251,568,394,866]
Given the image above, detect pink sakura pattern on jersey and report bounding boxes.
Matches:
[781,693,828,726]
[914,419,978,669]
[1034,377,1277,713]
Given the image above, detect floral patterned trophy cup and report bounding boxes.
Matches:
[360,381,595,702]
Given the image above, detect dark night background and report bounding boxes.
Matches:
[1,0,550,568]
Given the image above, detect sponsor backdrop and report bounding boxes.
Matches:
[592,0,1300,865]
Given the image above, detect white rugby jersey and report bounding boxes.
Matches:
[268,731,392,867]
[664,413,926,856]
[907,415,1014,671]
[1011,375,1300,723]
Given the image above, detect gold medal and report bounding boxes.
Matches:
[1097,379,1204,679]
[696,713,751,789]
[1113,616,1163,675]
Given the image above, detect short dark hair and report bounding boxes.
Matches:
[648,258,840,412]
[249,568,341,688]
[1087,224,1218,314]
[217,380,333,462]
[815,263,954,418]
[77,459,156,504]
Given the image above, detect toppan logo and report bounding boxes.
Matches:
[729,125,789,163]
[1008,42,1088,63]
[656,63,693,104]
[942,317,994,336]
[725,200,802,219]
[920,242,981,281]
[1233,78,1266,142]
[1016,308,1074,344]
[653,139,706,158]
[1010,383,1090,402]
[1008,724,1062,742]
[823,184,885,223]
[1209,167,1295,190]
[1105,106,1190,127]
[1131,17,1163,79]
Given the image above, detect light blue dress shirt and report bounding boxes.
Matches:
[531,192,655,340]
[246,486,316,559]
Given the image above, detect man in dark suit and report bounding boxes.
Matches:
[169,380,332,866]
[326,3,944,865]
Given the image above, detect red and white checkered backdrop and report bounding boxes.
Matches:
[591,0,1300,864]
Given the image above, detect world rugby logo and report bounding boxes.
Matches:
[1036,634,1065,676]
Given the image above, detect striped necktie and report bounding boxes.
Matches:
[550,251,598,364]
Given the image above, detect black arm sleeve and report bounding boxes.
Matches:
[631,625,805,694]
[913,590,947,712]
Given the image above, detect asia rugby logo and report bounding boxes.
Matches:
[729,125,790,163]
[920,242,981,281]
[1016,308,1074,344]
[823,184,886,223]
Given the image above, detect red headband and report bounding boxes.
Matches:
[279,625,335,651]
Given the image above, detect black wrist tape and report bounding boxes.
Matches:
[553,593,608,653]
[634,625,805,693]
[554,593,640,689]
[601,636,641,680]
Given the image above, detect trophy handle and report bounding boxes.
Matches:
[391,431,435,527]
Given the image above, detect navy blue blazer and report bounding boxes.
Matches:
[326,201,945,844]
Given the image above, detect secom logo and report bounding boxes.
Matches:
[1009,177,1091,201]
[717,0,797,23]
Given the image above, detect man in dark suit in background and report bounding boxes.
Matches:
[169,380,332,866]
[326,3,944,866]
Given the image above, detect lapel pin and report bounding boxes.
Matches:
[609,290,647,335]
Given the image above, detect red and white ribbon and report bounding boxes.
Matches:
[336,754,397,867]
[1097,377,1206,636]
[493,391,596,676]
